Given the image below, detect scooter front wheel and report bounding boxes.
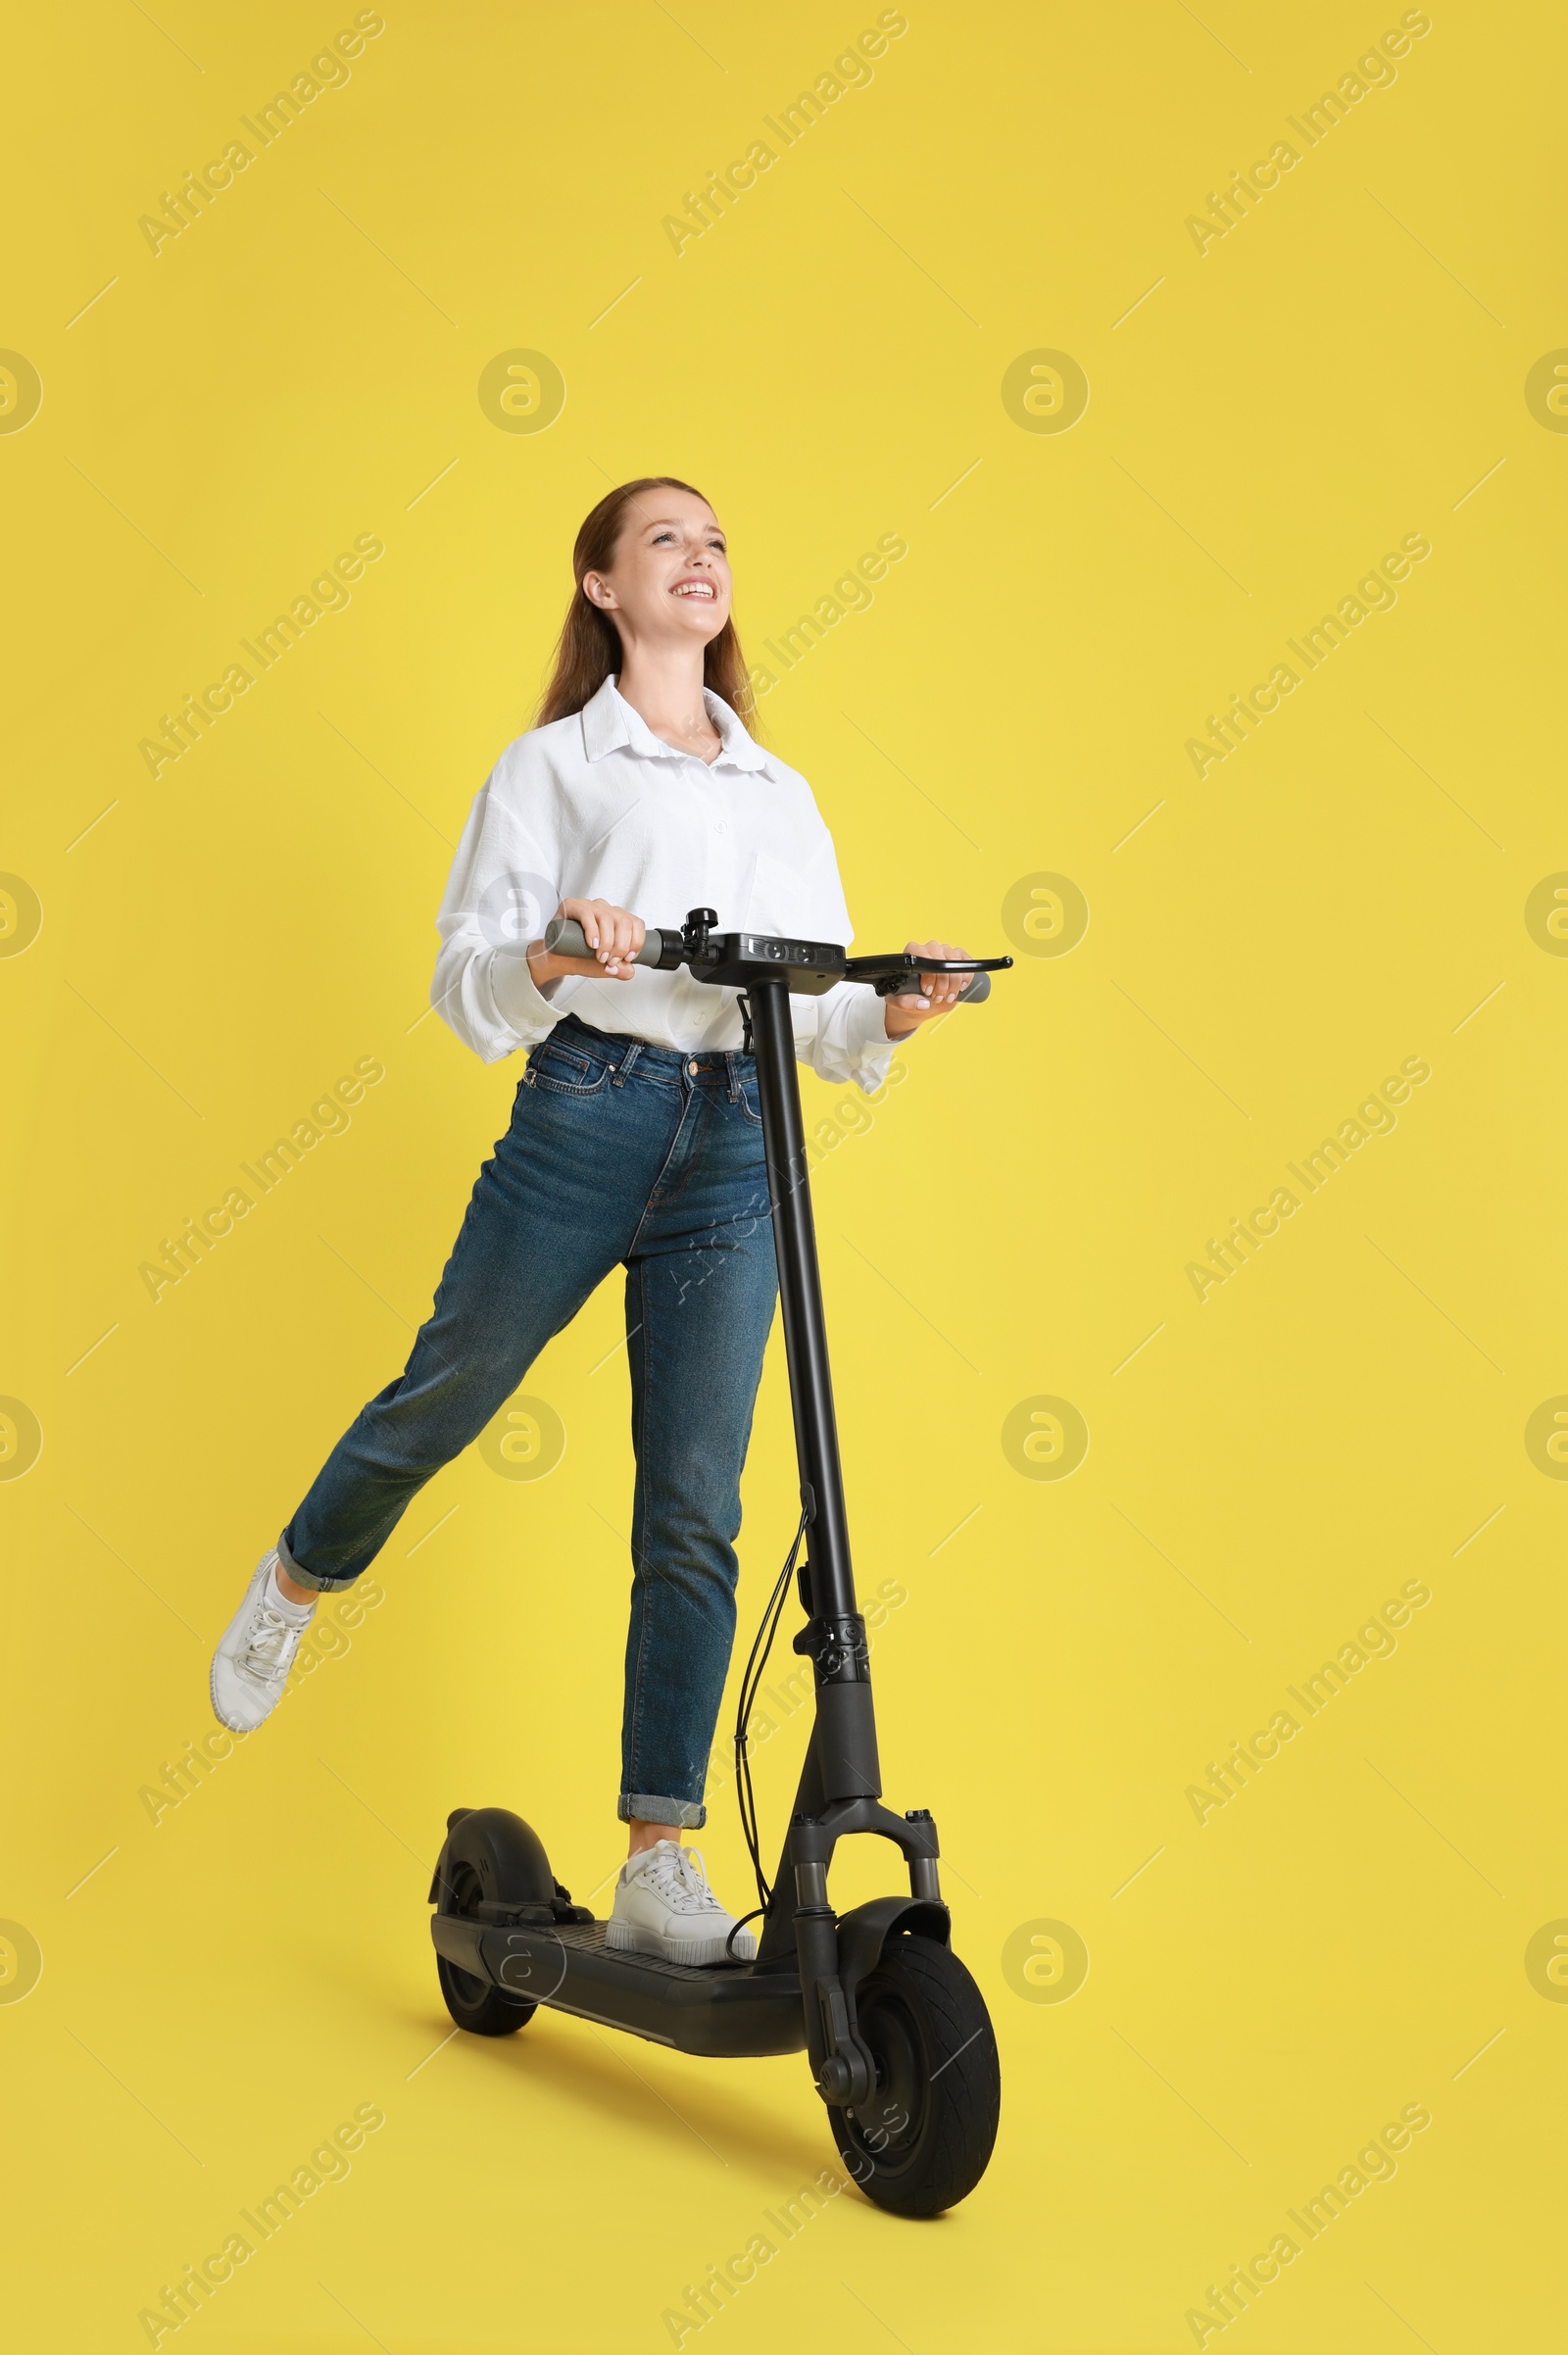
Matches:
[829,1934,1000,2216]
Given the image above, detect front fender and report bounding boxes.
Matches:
[836,1894,951,2005]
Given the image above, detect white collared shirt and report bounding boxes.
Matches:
[432,675,900,1092]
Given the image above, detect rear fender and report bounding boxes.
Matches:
[428,1806,557,1912]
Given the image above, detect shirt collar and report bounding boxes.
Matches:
[578,673,768,772]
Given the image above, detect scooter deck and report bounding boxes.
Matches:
[430,1914,808,2059]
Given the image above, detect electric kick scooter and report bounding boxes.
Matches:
[426,907,1012,2215]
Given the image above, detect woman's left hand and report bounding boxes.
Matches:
[882,939,971,1038]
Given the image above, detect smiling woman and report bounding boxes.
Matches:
[536,475,758,741]
[210,467,973,1976]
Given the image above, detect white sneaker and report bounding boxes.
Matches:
[211,1549,316,1732]
[606,1840,758,1966]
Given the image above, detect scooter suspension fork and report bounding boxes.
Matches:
[792,1855,873,2106]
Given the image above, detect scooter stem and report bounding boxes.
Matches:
[746,974,880,1807]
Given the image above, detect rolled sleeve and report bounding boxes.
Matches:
[431,769,563,1062]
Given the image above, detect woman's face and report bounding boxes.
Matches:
[583,488,732,653]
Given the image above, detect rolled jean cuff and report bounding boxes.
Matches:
[618,1791,706,1830]
[275,1530,354,1595]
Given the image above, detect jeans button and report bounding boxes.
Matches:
[687,1059,699,1075]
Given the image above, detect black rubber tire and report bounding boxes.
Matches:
[435,1861,536,2037]
[828,1934,1000,2216]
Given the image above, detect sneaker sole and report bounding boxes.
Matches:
[208,1652,279,1734]
[209,1653,240,1732]
[605,1918,757,1967]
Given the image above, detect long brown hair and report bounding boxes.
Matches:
[535,476,760,734]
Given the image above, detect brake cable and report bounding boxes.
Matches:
[725,1504,809,1958]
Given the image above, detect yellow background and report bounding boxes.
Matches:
[3,2,1562,2348]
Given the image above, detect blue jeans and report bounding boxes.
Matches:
[279,1013,780,1829]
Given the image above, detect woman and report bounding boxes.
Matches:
[210,476,969,1962]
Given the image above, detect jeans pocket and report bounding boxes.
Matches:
[737,1073,764,1126]
[526,1042,613,1096]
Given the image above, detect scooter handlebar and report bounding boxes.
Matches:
[541,915,996,1002]
[542,916,668,969]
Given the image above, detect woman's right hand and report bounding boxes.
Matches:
[526,897,646,986]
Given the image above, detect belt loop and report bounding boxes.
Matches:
[613,1039,642,1088]
[724,1050,740,1104]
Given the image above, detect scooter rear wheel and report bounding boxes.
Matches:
[828,1934,1000,2216]
[435,1860,536,2038]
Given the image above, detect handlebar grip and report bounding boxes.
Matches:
[542,916,662,968]
[884,967,992,1004]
